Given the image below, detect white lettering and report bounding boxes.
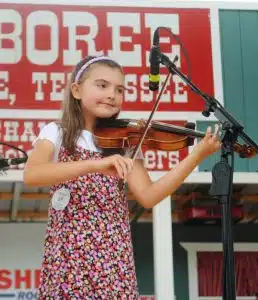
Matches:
[0,9,22,63]
[20,122,37,142]
[4,121,19,142]
[140,74,171,103]
[63,12,103,65]
[173,75,187,103]
[124,74,137,102]
[32,72,47,101]
[168,151,180,168]
[144,150,180,170]
[156,151,167,169]
[107,13,141,66]
[145,150,156,169]
[50,73,65,101]
[124,74,188,104]
[27,11,58,65]
[0,71,9,100]
[140,74,152,103]
[145,13,181,68]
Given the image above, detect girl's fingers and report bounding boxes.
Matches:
[138,119,146,129]
[113,157,130,180]
[114,160,124,179]
[212,124,220,140]
[125,157,134,173]
[121,157,134,179]
[122,157,134,179]
[205,126,212,139]
[106,155,134,179]
[119,159,128,179]
[210,125,221,151]
[205,124,220,142]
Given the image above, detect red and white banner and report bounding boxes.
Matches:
[0,268,154,299]
[0,4,213,170]
[1,4,213,111]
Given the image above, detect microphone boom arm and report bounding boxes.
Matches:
[159,52,258,155]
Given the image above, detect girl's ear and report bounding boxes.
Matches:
[71,82,81,100]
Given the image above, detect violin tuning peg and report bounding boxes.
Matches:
[185,122,195,130]
[187,136,195,147]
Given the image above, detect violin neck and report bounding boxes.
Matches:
[152,121,205,138]
[111,118,206,138]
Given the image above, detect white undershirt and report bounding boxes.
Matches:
[33,122,100,161]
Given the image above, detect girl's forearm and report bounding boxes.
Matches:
[23,160,100,187]
[143,152,203,208]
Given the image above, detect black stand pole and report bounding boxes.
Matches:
[158,51,258,300]
[209,136,236,300]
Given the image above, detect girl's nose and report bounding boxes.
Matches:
[107,87,116,100]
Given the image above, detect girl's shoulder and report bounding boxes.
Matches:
[39,121,60,136]
[36,122,100,153]
[33,121,61,147]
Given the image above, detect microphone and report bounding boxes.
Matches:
[149,28,161,91]
[0,157,27,169]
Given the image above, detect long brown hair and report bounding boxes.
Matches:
[59,56,123,154]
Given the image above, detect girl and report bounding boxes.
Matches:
[24,55,220,299]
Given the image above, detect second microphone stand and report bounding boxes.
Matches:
[159,52,258,300]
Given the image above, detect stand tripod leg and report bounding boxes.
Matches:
[210,154,236,300]
[221,194,236,300]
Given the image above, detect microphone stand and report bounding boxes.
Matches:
[159,52,258,300]
[0,142,28,171]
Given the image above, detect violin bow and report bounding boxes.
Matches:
[130,72,172,224]
[131,72,172,162]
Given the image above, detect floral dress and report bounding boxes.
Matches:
[37,145,138,299]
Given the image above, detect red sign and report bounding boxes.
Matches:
[0,4,213,171]
[0,269,40,290]
[0,4,213,111]
[0,268,154,298]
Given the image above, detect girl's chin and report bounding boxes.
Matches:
[96,108,119,119]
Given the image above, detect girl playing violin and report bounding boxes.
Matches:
[24,55,221,299]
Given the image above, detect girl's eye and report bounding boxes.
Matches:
[97,83,107,88]
[117,88,124,94]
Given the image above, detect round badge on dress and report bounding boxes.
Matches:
[51,188,71,211]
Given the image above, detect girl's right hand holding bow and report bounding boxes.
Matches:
[96,154,134,180]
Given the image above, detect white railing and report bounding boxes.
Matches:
[139,297,256,300]
[200,297,256,300]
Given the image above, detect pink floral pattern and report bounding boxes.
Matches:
[37,146,138,299]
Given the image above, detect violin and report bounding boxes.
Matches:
[94,118,256,159]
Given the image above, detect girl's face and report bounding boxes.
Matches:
[71,64,124,124]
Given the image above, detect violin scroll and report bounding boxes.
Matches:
[233,143,256,158]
